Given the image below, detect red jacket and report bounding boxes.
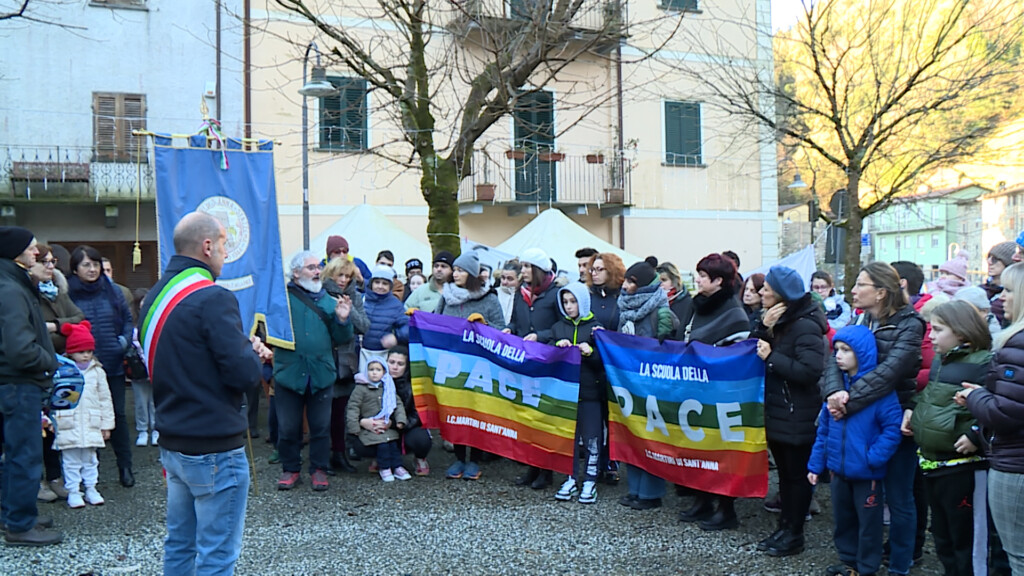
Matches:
[913,293,934,392]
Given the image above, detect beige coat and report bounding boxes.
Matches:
[54,359,115,450]
[346,379,407,447]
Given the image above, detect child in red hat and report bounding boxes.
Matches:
[53,321,115,509]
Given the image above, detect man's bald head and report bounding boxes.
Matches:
[173,212,223,256]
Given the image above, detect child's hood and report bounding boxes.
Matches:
[557,282,592,320]
[354,368,392,389]
[832,324,877,381]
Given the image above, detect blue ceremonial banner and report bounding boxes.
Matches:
[153,134,294,347]
[594,331,768,497]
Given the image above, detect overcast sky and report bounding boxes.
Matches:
[772,0,806,31]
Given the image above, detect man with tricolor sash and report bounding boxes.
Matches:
[139,212,272,576]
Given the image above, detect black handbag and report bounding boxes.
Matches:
[124,343,148,380]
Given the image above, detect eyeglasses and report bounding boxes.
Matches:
[854,282,880,290]
[303,264,323,272]
[590,266,606,274]
[41,258,57,267]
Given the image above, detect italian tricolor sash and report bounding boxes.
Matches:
[140,267,216,376]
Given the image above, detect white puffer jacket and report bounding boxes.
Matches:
[54,360,114,450]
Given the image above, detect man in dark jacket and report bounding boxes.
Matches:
[139,212,272,575]
[0,226,61,546]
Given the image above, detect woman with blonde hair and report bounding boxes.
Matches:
[958,262,1024,575]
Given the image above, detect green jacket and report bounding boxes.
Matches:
[912,346,991,464]
[273,286,354,394]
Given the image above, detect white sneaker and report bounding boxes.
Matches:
[393,466,412,481]
[554,477,578,501]
[67,491,85,509]
[380,469,395,482]
[83,486,105,506]
[151,430,160,445]
[136,431,148,447]
[579,480,597,504]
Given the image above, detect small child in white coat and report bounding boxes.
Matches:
[55,321,115,508]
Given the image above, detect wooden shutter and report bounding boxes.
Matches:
[93,93,147,162]
[665,0,698,11]
[665,100,701,165]
[514,90,554,150]
[321,77,367,151]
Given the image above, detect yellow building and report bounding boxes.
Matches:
[249,0,778,272]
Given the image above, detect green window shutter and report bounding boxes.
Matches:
[665,100,701,165]
[320,77,367,151]
[662,0,699,11]
[514,90,554,150]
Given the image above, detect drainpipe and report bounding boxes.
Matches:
[615,38,625,250]
[243,0,252,139]
[215,0,222,120]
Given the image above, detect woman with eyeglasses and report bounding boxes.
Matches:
[820,261,926,576]
[27,244,84,503]
[67,245,136,488]
[983,242,1017,328]
[586,253,625,334]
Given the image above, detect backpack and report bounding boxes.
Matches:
[50,354,85,411]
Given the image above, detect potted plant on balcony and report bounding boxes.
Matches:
[475,182,496,201]
[586,151,605,164]
[505,149,526,160]
[537,150,565,162]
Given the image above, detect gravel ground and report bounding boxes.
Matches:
[2,390,945,576]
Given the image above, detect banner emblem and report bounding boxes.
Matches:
[197,195,250,263]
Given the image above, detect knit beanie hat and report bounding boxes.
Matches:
[0,226,34,260]
[370,265,396,285]
[432,251,454,267]
[625,262,657,287]
[520,248,552,273]
[989,242,1017,267]
[61,321,95,354]
[939,250,969,281]
[766,265,806,302]
[453,252,481,277]
[405,258,423,273]
[954,286,991,311]
[326,235,349,257]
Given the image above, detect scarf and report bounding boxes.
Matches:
[441,283,489,307]
[68,274,125,318]
[692,286,736,315]
[369,372,397,421]
[617,284,668,332]
[38,280,59,301]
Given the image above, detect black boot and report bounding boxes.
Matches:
[330,451,356,474]
[757,522,787,552]
[515,466,540,486]
[766,529,804,557]
[699,498,738,531]
[678,495,714,523]
[119,467,135,488]
[530,469,553,490]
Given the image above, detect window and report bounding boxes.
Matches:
[93,93,146,163]
[90,0,146,8]
[904,236,913,249]
[320,77,367,151]
[513,90,556,202]
[931,234,940,248]
[918,235,925,248]
[660,0,698,11]
[664,101,701,166]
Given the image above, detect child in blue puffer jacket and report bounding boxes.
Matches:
[808,324,903,576]
[361,266,409,372]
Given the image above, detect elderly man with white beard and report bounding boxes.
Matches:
[274,250,355,491]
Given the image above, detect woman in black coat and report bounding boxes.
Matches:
[752,266,827,557]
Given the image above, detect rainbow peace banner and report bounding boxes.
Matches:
[409,312,580,474]
[594,331,768,498]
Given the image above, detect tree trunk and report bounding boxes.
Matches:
[842,173,863,297]
[421,157,462,256]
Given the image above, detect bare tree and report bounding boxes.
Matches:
[677,0,1024,292]
[0,0,86,28]
[270,0,682,254]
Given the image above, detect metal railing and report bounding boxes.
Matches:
[458,148,632,205]
[453,0,628,36]
[1,145,155,201]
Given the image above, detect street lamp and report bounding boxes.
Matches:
[298,41,339,251]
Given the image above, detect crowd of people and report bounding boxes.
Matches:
[2,222,1023,576]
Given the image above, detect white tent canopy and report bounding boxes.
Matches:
[310,204,432,272]
[495,208,644,275]
[744,245,818,291]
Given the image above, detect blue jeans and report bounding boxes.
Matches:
[161,447,250,576]
[0,383,44,533]
[625,464,665,500]
[275,383,332,473]
[884,437,918,574]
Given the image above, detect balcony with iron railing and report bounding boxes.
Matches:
[458,148,631,214]
[1,145,155,202]
[447,0,628,51]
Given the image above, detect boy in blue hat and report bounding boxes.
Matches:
[808,324,903,576]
